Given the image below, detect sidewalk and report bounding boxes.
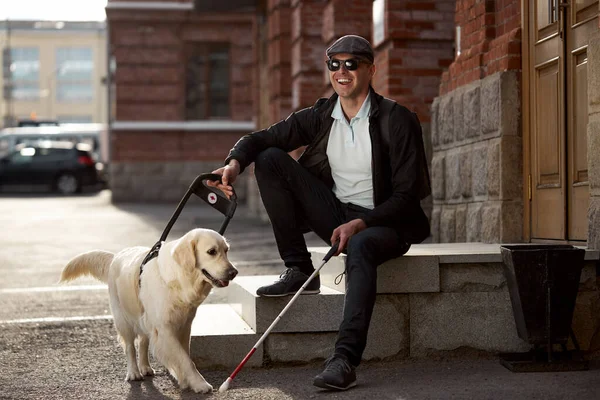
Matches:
[1,191,599,400]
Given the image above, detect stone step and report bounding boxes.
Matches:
[310,245,441,293]
[187,243,599,368]
[189,303,263,368]
[225,275,344,333]
[312,243,600,293]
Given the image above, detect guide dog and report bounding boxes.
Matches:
[60,228,237,393]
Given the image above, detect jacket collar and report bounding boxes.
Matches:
[331,93,372,121]
[322,86,383,120]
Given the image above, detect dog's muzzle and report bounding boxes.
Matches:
[202,267,238,287]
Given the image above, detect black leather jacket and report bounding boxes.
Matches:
[225,87,430,244]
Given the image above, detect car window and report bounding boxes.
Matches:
[35,147,71,162]
[8,147,36,164]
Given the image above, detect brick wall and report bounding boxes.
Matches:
[290,0,326,110]
[372,0,455,123]
[109,12,256,126]
[440,0,521,94]
[267,0,293,122]
[106,1,257,201]
[107,4,256,161]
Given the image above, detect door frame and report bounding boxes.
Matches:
[522,0,532,242]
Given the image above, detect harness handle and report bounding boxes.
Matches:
[139,173,237,282]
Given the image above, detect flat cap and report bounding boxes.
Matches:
[326,35,374,63]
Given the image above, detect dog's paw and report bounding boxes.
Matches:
[189,380,213,394]
[125,370,144,381]
[139,364,155,376]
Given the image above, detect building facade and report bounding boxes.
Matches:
[430,0,600,249]
[0,20,107,127]
[105,0,258,202]
[106,0,600,250]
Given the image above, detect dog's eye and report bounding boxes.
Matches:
[207,248,217,256]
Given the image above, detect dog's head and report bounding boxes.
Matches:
[171,228,237,288]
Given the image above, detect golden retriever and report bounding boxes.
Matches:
[60,228,237,393]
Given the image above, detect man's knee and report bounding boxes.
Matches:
[346,232,378,262]
[254,147,289,173]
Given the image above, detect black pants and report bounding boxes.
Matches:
[254,148,410,366]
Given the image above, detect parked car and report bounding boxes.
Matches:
[0,142,104,195]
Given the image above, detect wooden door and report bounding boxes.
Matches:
[565,0,597,240]
[529,0,596,241]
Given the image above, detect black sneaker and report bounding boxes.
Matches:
[256,267,320,297]
[313,354,357,391]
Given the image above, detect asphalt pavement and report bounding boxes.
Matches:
[1,190,599,400]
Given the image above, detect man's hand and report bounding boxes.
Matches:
[330,218,367,256]
[207,160,240,199]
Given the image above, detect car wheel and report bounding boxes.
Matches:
[55,173,80,195]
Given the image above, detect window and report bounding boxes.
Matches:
[35,147,71,162]
[3,47,40,100]
[10,147,35,164]
[56,47,93,102]
[186,43,230,119]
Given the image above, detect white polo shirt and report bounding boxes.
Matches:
[326,94,374,209]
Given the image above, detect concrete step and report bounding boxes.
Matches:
[189,303,262,368]
[310,245,441,293]
[225,275,344,333]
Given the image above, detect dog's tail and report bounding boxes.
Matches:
[60,250,114,284]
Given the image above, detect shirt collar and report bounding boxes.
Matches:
[331,93,372,121]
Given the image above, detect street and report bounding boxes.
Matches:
[0,190,320,399]
[1,191,600,400]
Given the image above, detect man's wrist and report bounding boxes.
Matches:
[353,218,367,230]
[228,159,241,171]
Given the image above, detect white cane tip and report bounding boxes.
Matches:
[218,378,232,392]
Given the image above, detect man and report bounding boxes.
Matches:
[209,35,430,390]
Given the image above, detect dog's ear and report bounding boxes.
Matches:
[171,236,197,269]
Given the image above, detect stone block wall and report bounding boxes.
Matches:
[430,71,522,243]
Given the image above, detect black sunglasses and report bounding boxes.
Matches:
[326,58,369,72]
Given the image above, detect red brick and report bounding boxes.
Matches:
[406,2,436,11]
[269,64,292,98]
[112,47,181,65]
[116,66,183,84]
[268,6,292,39]
[292,72,324,109]
[268,36,292,68]
[291,1,326,40]
[117,104,182,121]
[291,37,326,77]
[117,84,182,103]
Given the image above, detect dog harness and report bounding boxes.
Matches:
[139,241,162,286]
